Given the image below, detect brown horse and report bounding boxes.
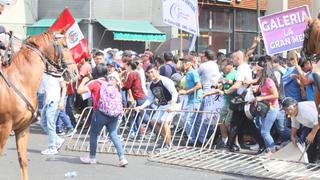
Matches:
[302,13,320,121]
[0,29,77,180]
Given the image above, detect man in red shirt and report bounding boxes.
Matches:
[122,61,150,139]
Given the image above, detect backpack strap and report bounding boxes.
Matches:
[166,63,176,76]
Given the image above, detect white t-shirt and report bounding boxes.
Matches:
[136,68,148,95]
[198,60,221,92]
[235,62,252,95]
[42,73,62,104]
[291,101,319,129]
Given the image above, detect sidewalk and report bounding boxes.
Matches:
[0,124,258,180]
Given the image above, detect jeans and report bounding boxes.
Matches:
[40,101,60,149]
[56,110,74,131]
[66,94,77,127]
[258,107,279,150]
[275,110,291,142]
[56,97,74,132]
[184,103,206,144]
[37,93,45,111]
[129,97,150,134]
[90,110,124,158]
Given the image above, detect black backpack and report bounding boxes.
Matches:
[273,69,286,104]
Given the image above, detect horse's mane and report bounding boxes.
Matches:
[25,32,53,48]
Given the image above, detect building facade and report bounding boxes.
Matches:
[197,0,266,54]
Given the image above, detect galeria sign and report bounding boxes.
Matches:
[258,5,310,55]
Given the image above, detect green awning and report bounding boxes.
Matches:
[97,19,166,42]
[26,18,82,36]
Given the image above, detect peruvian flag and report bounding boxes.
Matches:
[49,8,90,63]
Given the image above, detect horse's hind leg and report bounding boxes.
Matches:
[15,127,30,180]
[0,120,12,156]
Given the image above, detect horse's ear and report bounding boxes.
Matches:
[305,15,313,25]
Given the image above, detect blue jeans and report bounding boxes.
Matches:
[258,107,279,150]
[37,93,45,111]
[40,101,60,149]
[275,110,291,142]
[66,94,77,126]
[129,97,150,134]
[56,97,74,132]
[89,110,124,158]
[184,103,205,144]
[56,110,74,131]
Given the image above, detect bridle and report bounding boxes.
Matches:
[0,33,74,124]
[24,34,74,77]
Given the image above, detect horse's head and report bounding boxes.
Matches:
[301,12,320,62]
[25,28,78,82]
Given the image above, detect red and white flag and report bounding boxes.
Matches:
[49,8,90,63]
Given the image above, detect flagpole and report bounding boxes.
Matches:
[178,0,183,58]
[256,0,260,55]
[88,0,93,50]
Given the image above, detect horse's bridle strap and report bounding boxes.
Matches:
[24,43,61,70]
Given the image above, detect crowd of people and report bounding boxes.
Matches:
[37,36,320,165]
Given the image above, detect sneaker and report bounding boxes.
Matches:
[80,156,97,164]
[57,130,65,136]
[119,158,128,167]
[65,129,76,137]
[56,138,65,150]
[41,148,58,155]
[249,144,260,151]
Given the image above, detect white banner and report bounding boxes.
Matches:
[202,95,224,125]
[163,0,199,36]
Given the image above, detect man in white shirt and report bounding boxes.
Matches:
[198,50,220,92]
[282,97,320,163]
[40,74,65,155]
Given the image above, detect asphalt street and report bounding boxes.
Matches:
[0,124,260,180]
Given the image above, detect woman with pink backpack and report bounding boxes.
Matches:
[77,63,128,167]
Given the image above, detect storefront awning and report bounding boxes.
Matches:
[97,19,166,42]
[26,18,82,36]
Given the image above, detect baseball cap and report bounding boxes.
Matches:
[122,50,132,57]
[171,72,183,86]
[281,97,297,110]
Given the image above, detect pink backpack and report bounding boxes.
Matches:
[97,79,123,117]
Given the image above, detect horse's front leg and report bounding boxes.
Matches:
[0,119,12,156]
[15,127,30,180]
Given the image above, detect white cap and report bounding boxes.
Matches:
[0,0,10,5]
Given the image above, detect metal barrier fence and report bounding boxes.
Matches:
[66,106,220,156]
[148,147,320,180]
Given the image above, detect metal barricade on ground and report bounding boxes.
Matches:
[66,106,220,156]
[148,147,320,179]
